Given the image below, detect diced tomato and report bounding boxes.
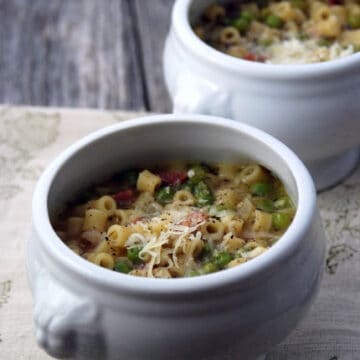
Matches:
[179,211,208,227]
[113,189,134,201]
[328,0,343,5]
[158,171,188,185]
[113,189,135,207]
[243,53,267,63]
[244,53,257,62]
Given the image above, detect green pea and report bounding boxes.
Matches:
[114,170,138,187]
[274,196,292,210]
[232,17,250,33]
[241,10,255,22]
[155,186,174,204]
[212,252,233,269]
[272,212,291,230]
[258,38,273,47]
[250,182,272,196]
[266,14,283,29]
[318,38,332,47]
[114,261,132,274]
[260,8,272,21]
[348,14,360,29]
[194,181,214,207]
[201,243,212,258]
[297,32,309,41]
[254,198,274,212]
[181,180,193,193]
[189,270,200,277]
[188,165,207,184]
[127,246,143,264]
[125,171,138,186]
[216,204,228,211]
[202,262,218,274]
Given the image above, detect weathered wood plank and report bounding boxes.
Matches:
[0,0,146,110]
[133,0,175,113]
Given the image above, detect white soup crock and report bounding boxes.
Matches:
[28,114,326,360]
[163,0,360,190]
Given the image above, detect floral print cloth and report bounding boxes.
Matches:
[0,106,359,360]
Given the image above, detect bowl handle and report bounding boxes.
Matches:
[33,269,103,359]
[172,71,232,117]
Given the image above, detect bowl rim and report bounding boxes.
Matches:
[171,0,360,80]
[32,114,316,296]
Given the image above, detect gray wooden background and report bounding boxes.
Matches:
[0,0,175,112]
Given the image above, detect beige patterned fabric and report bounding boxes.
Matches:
[0,106,359,360]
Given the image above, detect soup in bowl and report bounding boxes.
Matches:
[54,161,295,279]
[192,1,360,64]
[164,0,360,190]
[28,114,325,360]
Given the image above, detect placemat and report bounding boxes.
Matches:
[0,106,359,360]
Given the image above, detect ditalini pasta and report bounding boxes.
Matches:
[53,162,295,278]
[192,0,360,64]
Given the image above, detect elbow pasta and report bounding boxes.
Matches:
[270,2,298,22]
[192,0,360,64]
[219,27,242,45]
[137,170,161,195]
[173,190,195,205]
[215,188,242,209]
[53,162,295,278]
[315,15,342,38]
[236,164,266,186]
[202,219,225,242]
[253,210,273,232]
[92,195,117,216]
[107,224,130,248]
[82,209,108,232]
[341,29,360,45]
[217,162,240,180]
[93,253,115,269]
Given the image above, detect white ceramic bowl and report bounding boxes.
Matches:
[163,0,360,191]
[28,114,326,360]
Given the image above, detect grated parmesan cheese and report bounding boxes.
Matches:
[266,38,354,64]
[126,208,206,277]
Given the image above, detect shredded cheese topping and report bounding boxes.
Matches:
[125,208,206,277]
